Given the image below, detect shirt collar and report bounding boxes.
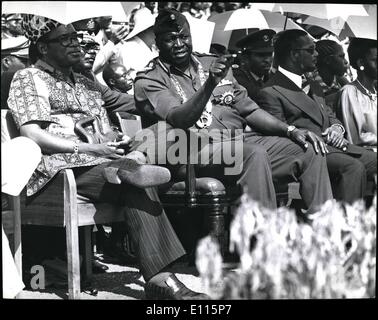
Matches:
[34,59,78,84]
[158,54,199,77]
[249,71,263,82]
[278,66,302,89]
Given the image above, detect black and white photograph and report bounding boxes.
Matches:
[1,1,376,311]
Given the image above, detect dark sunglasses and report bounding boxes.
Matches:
[80,42,100,52]
[292,47,317,55]
[46,33,84,47]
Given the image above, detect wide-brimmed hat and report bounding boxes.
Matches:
[1,36,29,59]
[125,7,155,41]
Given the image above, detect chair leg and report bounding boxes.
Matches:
[81,226,93,280]
[12,196,22,280]
[64,170,80,299]
[205,205,226,257]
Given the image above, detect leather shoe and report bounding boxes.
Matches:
[92,260,108,274]
[103,158,171,188]
[145,273,210,300]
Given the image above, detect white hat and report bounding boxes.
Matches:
[1,36,29,59]
[125,7,155,41]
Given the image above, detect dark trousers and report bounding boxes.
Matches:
[73,158,186,281]
[130,122,333,214]
[198,134,333,213]
[326,146,377,203]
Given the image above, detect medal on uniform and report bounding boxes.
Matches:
[220,91,235,106]
[160,55,215,129]
[196,101,213,129]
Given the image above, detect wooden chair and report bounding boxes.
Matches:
[117,113,301,256]
[1,110,125,299]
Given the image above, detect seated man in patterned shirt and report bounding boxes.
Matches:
[8,14,209,300]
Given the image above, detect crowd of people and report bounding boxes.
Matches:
[1,2,377,300]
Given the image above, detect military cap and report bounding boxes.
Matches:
[236,29,276,53]
[153,8,189,36]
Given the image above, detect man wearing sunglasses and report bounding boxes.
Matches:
[256,29,377,204]
[72,29,137,124]
[8,15,207,300]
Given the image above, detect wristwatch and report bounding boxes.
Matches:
[73,143,79,155]
[286,125,297,137]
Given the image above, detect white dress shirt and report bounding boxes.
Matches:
[278,66,303,89]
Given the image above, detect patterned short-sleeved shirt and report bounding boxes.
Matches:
[7,60,112,196]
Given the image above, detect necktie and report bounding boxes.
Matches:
[301,76,310,94]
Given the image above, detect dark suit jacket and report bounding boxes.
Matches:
[233,67,265,102]
[255,71,362,155]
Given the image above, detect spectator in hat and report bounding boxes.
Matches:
[233,29,276,101]
[8,14,208,300]
[1,14,24,39]
[112,7,158,86]
[71,30,137,130]
[1,36,29,109]
[72,31,139,268]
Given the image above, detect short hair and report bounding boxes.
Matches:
[347,38,376,70]
[273,29,309,66]
[103,63,126,87]
[102,63,116,87]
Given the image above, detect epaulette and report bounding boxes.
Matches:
[193,51,217,57]
[138,60,157,74]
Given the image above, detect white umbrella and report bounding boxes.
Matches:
[183,13,215,53]
[268,3,368,20]
[1,1,142,24]
[209,8,307,50]
[303,4,377,40]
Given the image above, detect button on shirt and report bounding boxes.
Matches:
[7,60,111,196]
[134,53,261,138]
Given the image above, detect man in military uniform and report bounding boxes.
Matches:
[233,29,276,101]
[134,9,334,214]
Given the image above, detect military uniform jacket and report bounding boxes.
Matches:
[133,52,261,134]
[233,67,266,102]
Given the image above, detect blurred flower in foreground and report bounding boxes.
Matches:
[195,235,223,298]
[197,192,376,299]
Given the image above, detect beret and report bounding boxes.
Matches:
[153,8,189,36]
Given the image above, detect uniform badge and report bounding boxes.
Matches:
[263,35,270,42]
[220,91,235,105]
[196,110,212,129]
